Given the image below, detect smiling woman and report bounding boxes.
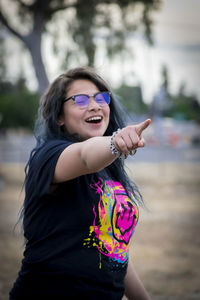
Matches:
[9,67,151,300]
[57,79,110,140]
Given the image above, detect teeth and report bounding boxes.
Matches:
[87,116,102,122]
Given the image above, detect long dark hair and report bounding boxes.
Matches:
[30,67,143,204]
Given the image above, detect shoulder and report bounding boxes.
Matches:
[26,138,74,178]
[32,139,73,161]
[25,139,74,193]
[38,139,72,153]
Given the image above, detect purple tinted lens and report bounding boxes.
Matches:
[74,95,89,107]
[95,92,110,105]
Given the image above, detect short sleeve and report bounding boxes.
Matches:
[25,139,72,203]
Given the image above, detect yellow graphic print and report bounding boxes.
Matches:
[84,180,139,268]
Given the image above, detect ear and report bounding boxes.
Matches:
[57,115,64,126]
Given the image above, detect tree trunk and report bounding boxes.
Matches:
[0,10,49,96]
[25,32,49,96]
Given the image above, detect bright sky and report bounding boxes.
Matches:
[86,0,200,103]
[3,0,200,103]
[135,0,200,102]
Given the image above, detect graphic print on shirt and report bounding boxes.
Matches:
[83,179,139,269]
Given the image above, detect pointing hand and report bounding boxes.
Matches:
[113,119,151,156]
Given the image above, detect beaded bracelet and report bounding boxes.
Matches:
[110,129,137,160]
[110,129,121,158]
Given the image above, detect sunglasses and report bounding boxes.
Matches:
[63,91,111,108]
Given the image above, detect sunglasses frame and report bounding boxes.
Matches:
[63,91,111,107]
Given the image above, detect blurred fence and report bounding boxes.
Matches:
[0,118,200,164]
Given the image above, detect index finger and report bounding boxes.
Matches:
[135,119,151,136]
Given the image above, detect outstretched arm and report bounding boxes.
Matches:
[53,119,151,183]
[124,260,150,300]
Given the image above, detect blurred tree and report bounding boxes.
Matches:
[114,84,148,114]
[151,64,173,117]
[0,0,162,95]
[151,65,200,122]
[0,37,5,81]
[167,83,200,122]
[161,64,169,90]
[0,78,39,130]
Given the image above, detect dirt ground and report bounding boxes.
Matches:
[0,162,200,300]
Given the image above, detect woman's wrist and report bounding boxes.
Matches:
[110,129,122,158]
[110,129,136,160]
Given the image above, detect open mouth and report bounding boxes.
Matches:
[85,116,103,124]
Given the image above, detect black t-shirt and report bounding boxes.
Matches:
[10,139,139,300]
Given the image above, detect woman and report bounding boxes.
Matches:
[10,67,151,299]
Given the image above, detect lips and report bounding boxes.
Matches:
[85,115,103,124]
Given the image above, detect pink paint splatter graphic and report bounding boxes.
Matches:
[83,180,139,267]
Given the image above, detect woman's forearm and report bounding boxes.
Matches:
[54,136,116,183]
[54,121,150,183]
[81,136,116,172]
[81,119,151,172]
[124,260,150,300]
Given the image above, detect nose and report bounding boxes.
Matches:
[87,96,101,110]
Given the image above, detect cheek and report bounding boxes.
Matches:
[106,107,110,123]
[67,112,81,126]
[65,106,82,123]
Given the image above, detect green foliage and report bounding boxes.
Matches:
[114,84,148,114]
[0,80,39,130]
[67,0,162,66]
[0,37,6,82]
[161,64,169,90]
[166,93,200,122]
[152,65,200,123]
[0,0,162,94]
